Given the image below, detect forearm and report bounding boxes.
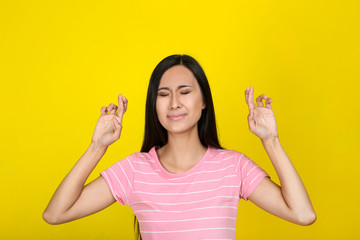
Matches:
[262,137,315,220]
[44,143,107,218]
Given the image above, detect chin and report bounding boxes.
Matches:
[164,124,198,135]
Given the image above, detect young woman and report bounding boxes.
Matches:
[43,54,316,239]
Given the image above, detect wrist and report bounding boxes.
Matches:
[89,142,108,154]
[261,136,280,146]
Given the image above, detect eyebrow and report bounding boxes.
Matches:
[158,85,193,91]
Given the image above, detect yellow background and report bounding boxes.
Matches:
[1,0,359,239]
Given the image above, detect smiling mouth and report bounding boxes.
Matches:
[167,114,187,120]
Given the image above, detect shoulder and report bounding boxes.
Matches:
[206,147,247,170]
[127,147,156,165]
[209,147,245,160]
[130,151,152,161]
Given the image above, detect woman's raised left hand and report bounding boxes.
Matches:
[245,86,278,141]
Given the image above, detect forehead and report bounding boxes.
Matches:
[159,65,197,87]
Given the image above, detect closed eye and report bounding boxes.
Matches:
[181,91,191,95]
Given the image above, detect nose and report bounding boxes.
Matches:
[170,93,181,110]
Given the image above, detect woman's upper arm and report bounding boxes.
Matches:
[57,175,116,224]
[247,177,302,225]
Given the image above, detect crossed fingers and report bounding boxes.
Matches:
[245,86,272,110]
[117,94,128,118]
[101,103,117,115]
[100,94,128,123]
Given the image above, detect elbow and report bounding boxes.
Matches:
[42,210,62,225]
[296,211,317,226]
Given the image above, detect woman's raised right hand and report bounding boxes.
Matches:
[91,94,128,149]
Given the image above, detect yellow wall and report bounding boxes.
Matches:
[1,0,359,239]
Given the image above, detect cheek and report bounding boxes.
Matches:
[194,94,205,110]
[187,96,204,118]
[156,99,165,119]
[155,101,160,117]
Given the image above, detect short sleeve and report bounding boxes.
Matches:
[100,156,134,205]
[235,152,269,201]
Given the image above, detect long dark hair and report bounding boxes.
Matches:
[135,54,222,239]
[140,54,221,152]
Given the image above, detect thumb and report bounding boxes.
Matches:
[247,109,255,131]
[113,119,122,140]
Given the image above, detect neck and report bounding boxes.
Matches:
[157,125,207,173]
[165,126,205,155]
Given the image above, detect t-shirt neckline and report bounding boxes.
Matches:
[149,146,212,179]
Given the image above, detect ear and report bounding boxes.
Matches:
[202,101,206,110]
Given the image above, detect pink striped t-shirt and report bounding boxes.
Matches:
[100,146,268,240]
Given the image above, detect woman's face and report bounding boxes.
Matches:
[156,65,205,135]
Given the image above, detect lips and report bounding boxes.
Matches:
[167,113,187,120]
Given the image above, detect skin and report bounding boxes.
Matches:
[155,65,207,173]
[43,66,316,226]
[244,86,316,225]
